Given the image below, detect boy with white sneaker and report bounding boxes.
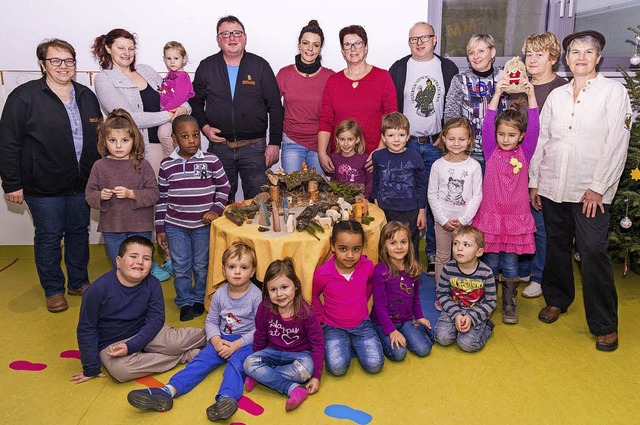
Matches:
[71,236,206,384]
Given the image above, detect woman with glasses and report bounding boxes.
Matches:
[92,28,192,162]
[0,39,101,313]
[276,20,334,175]
[318,25,397,173]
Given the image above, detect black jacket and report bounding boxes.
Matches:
[389,54,459,120]
[0,77,101,196]
[190,51,284,146]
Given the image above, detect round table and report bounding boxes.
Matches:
[206,204,387,306]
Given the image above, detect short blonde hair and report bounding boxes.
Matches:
[452,225,485,249]
[522,32,561,72]
[222,240,257,268]
[467,33,496,53]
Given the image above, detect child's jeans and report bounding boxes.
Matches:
[243,348,313,396]
[373,321,435,361]
[434,312,493,352]
[168,334,251,401]
[484,251,519,280]
[165,223,209,308]
[323,318,384,376]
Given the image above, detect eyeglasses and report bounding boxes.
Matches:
[218,30,245,39]
[409,35,436,44]
[342,41,365,50]
[44,58,76,67]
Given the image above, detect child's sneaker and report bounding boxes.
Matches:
[163,261,174,276]
[522,281,543,298]
[206,396,238,421]
[427,255,436,276]
[285,386,308,411]
[150,263,171,282]
[127,388,173,412]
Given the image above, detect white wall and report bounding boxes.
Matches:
[0,0,428,245]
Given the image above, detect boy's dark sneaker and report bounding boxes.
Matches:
[127,388,173,412]
[206,396,238,421]
[192,302,205,318]
[180,305,195,322]
[427,255,436,276]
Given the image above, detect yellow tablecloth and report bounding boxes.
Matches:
[206,205,386,307]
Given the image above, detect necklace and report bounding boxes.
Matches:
[496,146,523,174]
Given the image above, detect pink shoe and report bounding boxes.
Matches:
[285,386,308,411]
[434,299,442,311]
[245,377,258,392]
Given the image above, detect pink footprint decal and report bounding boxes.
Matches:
[10,360,47,371]
[238,395,264,416]
[135,376,165,388]
[230,423,247,425]
[60,350,81,360]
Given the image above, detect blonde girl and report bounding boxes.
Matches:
[85,108,159,267]
[428,117,483,308]
[371,221,434,361]
[243,258,324,412]
[329,119,372,198]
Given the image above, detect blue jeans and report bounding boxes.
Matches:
[323,319,384,376]
[165,224,210,308]
[209,138,267,202]
[373,321,434,361]
[24,193,90,297]
[169,334,251,401]
[517,206,546,283]
[484,252,519,279]
[434,312,493,352]
[243,347,314,396]
[103,231,152,269]
[407,138,441,257]
[281,133,325,177]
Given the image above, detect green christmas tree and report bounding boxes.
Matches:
[609,25,640,275]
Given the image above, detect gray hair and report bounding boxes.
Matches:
[566,35,602,57]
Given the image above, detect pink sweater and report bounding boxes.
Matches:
[312,255,374,329]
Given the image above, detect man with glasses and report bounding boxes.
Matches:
[389,22,458,273]
[190,15,284,202]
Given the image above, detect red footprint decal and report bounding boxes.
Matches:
[10,360,47,371]
[135,376,165,388]
[238,395,264,416]
[60,350,81,359]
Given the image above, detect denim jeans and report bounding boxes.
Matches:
[517,206,546,283]
[434,312,493,352]
[103,231,152,268]
[209,138,267,202]
[243,347,314,396]
[407,137,442,257]
[323,318,384,376]
[484,251,519,279]
[373,321,434,361]
[169,334,251,401]
[281,133,326,177]
[24,193,90,297]
[165,224,210,308]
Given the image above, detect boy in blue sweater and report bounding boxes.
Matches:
[71,236,205,384]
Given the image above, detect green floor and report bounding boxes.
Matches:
[1,245,639,425]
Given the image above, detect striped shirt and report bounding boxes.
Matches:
[436,259,496,326]
[155,149,230,233]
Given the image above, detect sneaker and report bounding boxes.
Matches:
[191,302,205,318]
[574,252,581,262]
[427,255,436,276]
[522,281,543,298]
[518,275,531,283]
[206,396,238,421]
[163,261,174,277]
[434,299,442,311]
[150,263,171,282]
[46,293,68,313]
[127,388,173,412]
[180,305,195,322]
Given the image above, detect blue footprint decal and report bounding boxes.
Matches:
[324,404,373,424]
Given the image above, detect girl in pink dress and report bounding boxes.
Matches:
[472,78,539,325]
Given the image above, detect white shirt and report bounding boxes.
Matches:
[404,57,445,137]
[529,73,632,204]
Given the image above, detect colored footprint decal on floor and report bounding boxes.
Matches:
[325,404,373,424]
[9,360,47,371]
[135,376,165,388]
[238,395,264,416]
[60,350,81,359]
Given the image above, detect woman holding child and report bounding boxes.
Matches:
[529,30,631,351]
[317,24,397,173]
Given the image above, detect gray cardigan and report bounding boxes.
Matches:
[94,64,192,149]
